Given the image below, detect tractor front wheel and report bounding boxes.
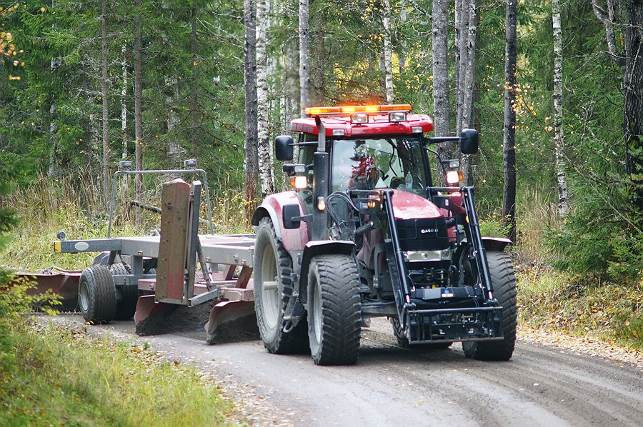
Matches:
[78,265,117,323]
[307,255,361,365]
[463,251,517,361]
[254,218,309,354]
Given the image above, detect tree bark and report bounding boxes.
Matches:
[100,0,110,204]
[502,0,518,242]
[121,45,128,160]
[256,0,275,195]
[622,0,643,206]
[460,0,477,185]
[552,0,569,217]
[592,0,625,65]
[190,4,199,157]
[455,0,468,133]
[166,77,181,165]
[244,0,259,207]
[382,0,394,103]
[134,0,143,226]
[431,0,450,145]
[299,0,310,116]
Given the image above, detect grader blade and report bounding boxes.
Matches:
[205,300,258,344]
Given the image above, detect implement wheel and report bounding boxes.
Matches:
[254,218,309,354]
[307,255,361,365]
[463,251,517,361]
[110,263,138,320]
[78,265,117,323]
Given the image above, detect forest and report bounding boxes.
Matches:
[0,0,641,345]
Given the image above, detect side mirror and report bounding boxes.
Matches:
[459,129,479,154]
[275,135,294,161]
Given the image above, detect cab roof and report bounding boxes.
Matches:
[290,113,434,138]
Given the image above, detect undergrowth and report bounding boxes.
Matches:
[0,277,231,426]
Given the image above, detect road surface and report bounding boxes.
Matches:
[44,313,642,427]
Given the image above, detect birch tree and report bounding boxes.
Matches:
[431,0,450,142]
[552,0,568,217]
[299,0,310,115]
[256,0,275,194]
[133,0,143,226]
[100,0,110,202]
[120,45,128,160]
[459,0,477,185]
[244,0,259,205]
[382,0,394,103]
[502,0,518,242]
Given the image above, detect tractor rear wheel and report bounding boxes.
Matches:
[78,265,117,323]
[254,218,309,354]
[307,255,361,365]
[110,263,139,320]
[463,251,517,361]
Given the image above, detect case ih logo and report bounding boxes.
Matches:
[420,228,438,234]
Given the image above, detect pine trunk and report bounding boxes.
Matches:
[166,77,181,165]
[431,0,450,144]
[623,0,643,207]
[100,0,110,203]
[382,0,394,103]
[134,1,143,226]
[299,0,310,115]
[244,0,259,207]
[502,0,518,242]
[256,0,274,195]
[190,5,199,157]
[460,0,477,185]
[552,0,569,217]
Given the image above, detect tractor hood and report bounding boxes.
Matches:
[391,190,442,220]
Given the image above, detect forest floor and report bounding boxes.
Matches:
[31,312,643,427]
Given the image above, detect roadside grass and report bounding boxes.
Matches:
[0,321,232,426]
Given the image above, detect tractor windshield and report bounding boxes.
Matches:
[331,137,428,194]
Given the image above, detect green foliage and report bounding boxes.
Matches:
[517,269,642,351]
[0,322,230,426]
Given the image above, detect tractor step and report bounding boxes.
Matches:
[406,306,503,344]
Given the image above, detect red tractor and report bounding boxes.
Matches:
[251,104,516,365]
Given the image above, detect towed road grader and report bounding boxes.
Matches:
[46,103,516,365]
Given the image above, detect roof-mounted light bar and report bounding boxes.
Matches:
[304,104,412,116]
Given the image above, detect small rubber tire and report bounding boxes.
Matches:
[307,254,362,365]
[463,251,517,361]
[110,263,138,320]
[390,317,452,350]
[254,218,309,354]
[78,265,117,323]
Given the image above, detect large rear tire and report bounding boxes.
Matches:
[78,265,117,323]
[463,251,517,361]
[254,218,309,354]
[307,255,361,365]
[110,263,138,320]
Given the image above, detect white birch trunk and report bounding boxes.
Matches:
[382,0,394,103]
[256,0,275,194]
[552,0,569,217]
[165,77,182,165]
[299,0,310,116]
[121,45,128,160]
[431,0,450,140]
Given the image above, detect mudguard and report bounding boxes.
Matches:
[251,191,309,252]
[297,240,355,304]
[481,237,512,252]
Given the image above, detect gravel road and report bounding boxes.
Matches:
[43,312,642,427]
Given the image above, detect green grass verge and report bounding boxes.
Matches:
[0,321,232,426]
[517,268,642,351]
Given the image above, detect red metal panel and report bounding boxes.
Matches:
[156,179,191,302]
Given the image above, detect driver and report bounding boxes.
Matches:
[348,143,379,190]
